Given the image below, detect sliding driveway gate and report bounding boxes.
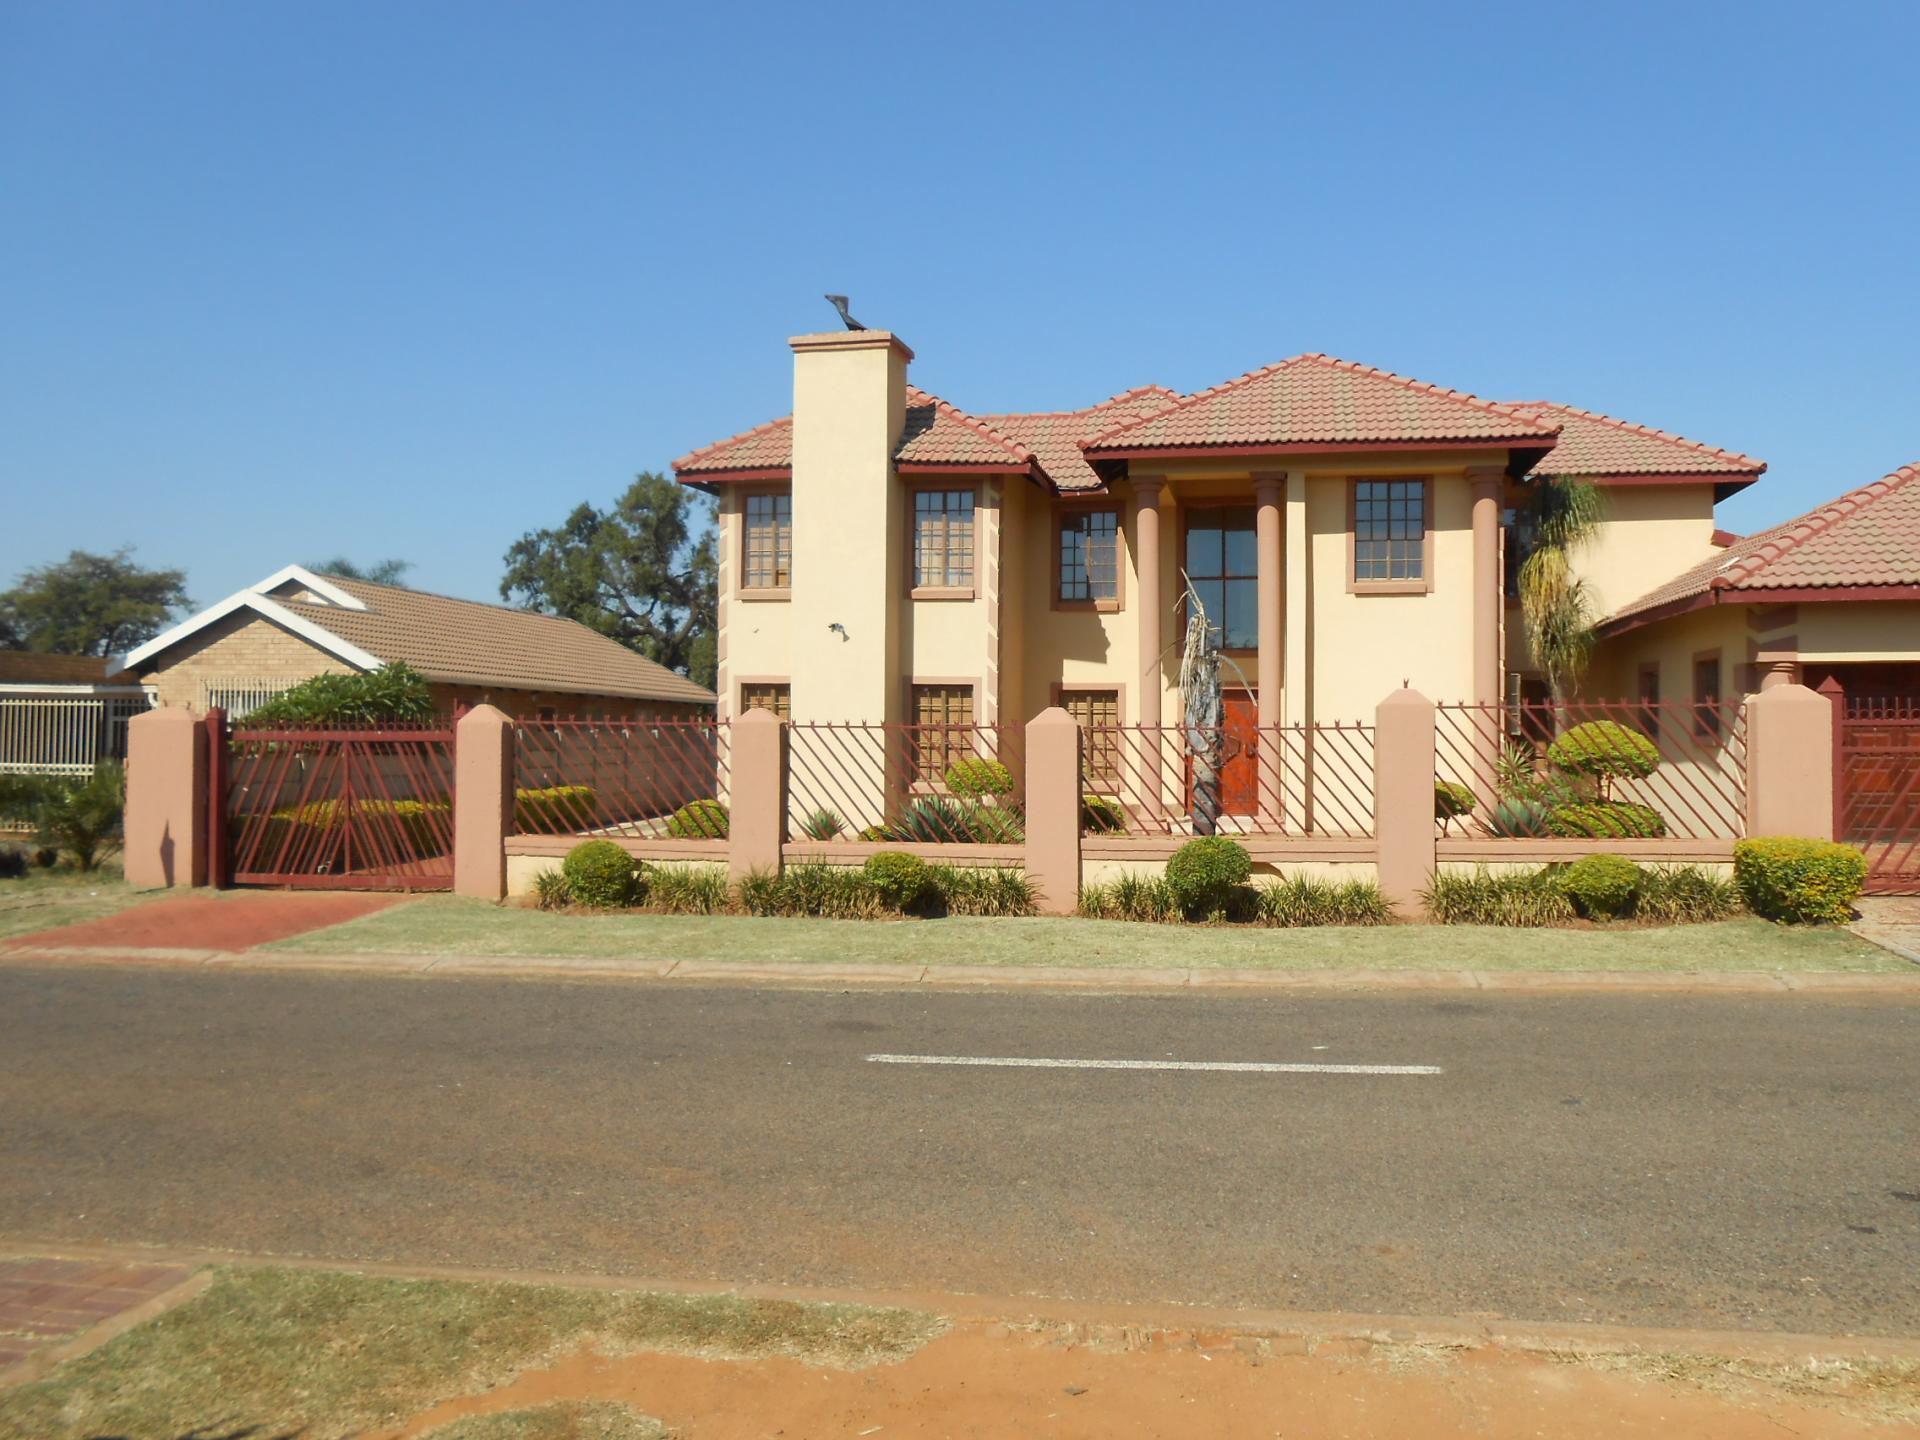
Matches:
[1827,685,1920,894]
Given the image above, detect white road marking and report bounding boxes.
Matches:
[865,1053,1442,1076]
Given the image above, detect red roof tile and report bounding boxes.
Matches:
[673,414,792,477]
[1511,401,1766,481]
[1603,462,1920,627]
[1082,355,1558,453]
[894,388,1036,473]
[979,386,1185,492]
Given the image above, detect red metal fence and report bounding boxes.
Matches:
[785,722,1026,843]
[1432,699,1746,841]
[513,718,729,837]
[1083,723,1375,838]
[1832,698,1920,893]
[219,714,456,889]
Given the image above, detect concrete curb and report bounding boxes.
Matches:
[5,1234,1918,1366]
[4,941,1920,996]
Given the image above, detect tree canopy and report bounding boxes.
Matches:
[0,548,191,656]
[500,472,717,688]
[305,556,413,586]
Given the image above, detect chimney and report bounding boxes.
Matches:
[788,329,913,724]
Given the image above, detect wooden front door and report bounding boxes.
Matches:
[1220,691,1258,817]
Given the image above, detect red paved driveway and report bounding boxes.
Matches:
[0,1256,195,1374]
[7,892,403,953]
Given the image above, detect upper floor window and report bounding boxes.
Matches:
[1185,506,1258,650]
[1352,479,1428,590]
[743,491,792,590]
[913,489,976,591]
[1058,509,1120,607]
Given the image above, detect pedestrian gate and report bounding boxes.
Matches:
[211,710,456,890]
[1827,684,1920,895]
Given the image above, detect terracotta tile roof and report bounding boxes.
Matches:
[894,388,1036,473]
[1510,401,1766,481]
[0,651,121,685]
[288,577,715,705]
[1082,355,1559,453]
[1603,462,1920,627]
[673,414,792,477]
[979,386,1186,492]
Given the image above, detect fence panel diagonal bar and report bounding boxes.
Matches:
[512,718,730,838]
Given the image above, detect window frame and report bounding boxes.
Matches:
[1180,504,1261,654]
[908,483,980,599]
[1056,685,1123,788]
[1053,502,1126,613]
[1635,661,1662,737]
[905,679,979,787]
[737,679,791,722]
[1692,649,1724,743]
[1346,476,1434,596]
[738,487,793,599]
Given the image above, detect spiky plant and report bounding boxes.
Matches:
[1516,477,1606,702]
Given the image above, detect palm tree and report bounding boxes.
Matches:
[1516,477,1606,703]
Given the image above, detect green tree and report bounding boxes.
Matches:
[500,472,717,688]
[1515,477,1606,702]
[306,556,413,585]
[0,548,190,656]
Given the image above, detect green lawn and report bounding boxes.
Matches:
[264,895,1910,973]
[0,864,151,942]
[0,1266,939,1440]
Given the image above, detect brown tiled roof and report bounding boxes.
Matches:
[1082,355,1559,453]
[894,389,1037,473]
[1603,462,1920,628]
[672,414,793,477]
[0,651,120,685]
[980,386,1185,492]
[287,577,714,704]
[1511,401,1766,482]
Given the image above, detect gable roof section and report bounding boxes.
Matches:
[1511,401,1765,493]
[672,414,793,479]
[894,388,1040,479]
[127,569,715,705]
[1082,354,1559,455]
[0,651,126,687]
[1601,462,1920,631]
[980,386,1185,493]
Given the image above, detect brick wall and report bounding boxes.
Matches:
[139,612,350,710]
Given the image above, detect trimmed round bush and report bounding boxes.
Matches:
[864,850,930,911]
[1081,794,1127,834]
[560,839,637,909]
[665,798,729,839]
[945,757,1014,801]
[1165,836,1253,917]
[1434,779,1477,822]
[1546,802,1667,839]
[1734,836,1868,924]
[1547,721,1659,781]
[1561,853,1642,919]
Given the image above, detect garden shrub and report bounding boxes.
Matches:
[1164,836,1253,918]
[864,851,930,910]
[1257,875,1392,927]
[665,799,729,839]
[1422,866,1575,927]
[945,757,1014,801]
[29,760,126,871]
[513,786,597,833]
[1636,864,1742,924]
[1547,720,1660,784]
[1080,794,1127,834]
[1560,853,1642,919]
[1546,802,1667,839]
[799,808,845,841]
[1733,837,1868,924]
[0,845,26,880]
[642,863,729,914]
[245,663,434,725]
[1078,873,1179,922]
[532,868,573,910]
[561,839,637,908]
[1434,779,1477,830]
[769,863,885,919]
[1489,797,1551,837]
[258,798,450,863]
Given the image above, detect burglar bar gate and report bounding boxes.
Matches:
[1826,682,1920,894]
[212,709,457,890]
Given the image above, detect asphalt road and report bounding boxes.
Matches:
[0,965,1915,1335]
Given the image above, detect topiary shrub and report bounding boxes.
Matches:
[1561,853,1642,919]
[665,799,729,839]
[1733,837,1868,924]
[1434,779,1477,832]
[1489,797,1551,837]
[561,839,637,908]
[1164,836,1253,918]
[1546,802,1667,839]
[1081,795,1127,834]
[864,850,930,911]
[1547,721,1659,791]
[945,756,1014,801]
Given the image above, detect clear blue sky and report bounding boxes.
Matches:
[4,0,1916,611]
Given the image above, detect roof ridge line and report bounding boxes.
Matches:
[1307,355,1558,434]
[1078,358,1296,449]
[904,387,1035,465]
[978,384,1185,422]
[318,575,601,624]
[672,412,792,473]
[1712,462,1920,590]
[1517,399,1766,472]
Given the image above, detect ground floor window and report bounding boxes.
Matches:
[740,682,790,721]
[910,683,975,779]
[1693,653,1723,741]
[1060,688,1120,785]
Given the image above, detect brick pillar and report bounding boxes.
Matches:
[454,704,513,900]
[124,707,209,889]
[728,706,785,884]
[1025,706,1082,915]
[1745,683,1834,840]
[1374,687,1437,918]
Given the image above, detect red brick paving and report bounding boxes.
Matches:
[0,1256,193,1372]
[5,892,404,953]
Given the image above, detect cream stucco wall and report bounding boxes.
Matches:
[1795,601,1920,661]
[1573,484,1722,620]
[717,489,797,715]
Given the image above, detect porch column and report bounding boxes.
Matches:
[1133,476,1166,729]
[1253,473,1286,825]
[1282,473,1309,726]
[1467,466,1504,820]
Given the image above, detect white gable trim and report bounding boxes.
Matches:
[124,590,384,672]
[249,564,369,610]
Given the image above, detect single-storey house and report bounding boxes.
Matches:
[0,651,150,775]
[122,566,715,719]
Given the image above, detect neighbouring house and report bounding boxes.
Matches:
[121,566,715,719]
[0,650,151,776]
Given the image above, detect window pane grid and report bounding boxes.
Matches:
[741,683,790,721]
[744,493,792,589]
[1062,688,1120,783]
[1353,481,1425,583]
[914,490,975,588]
[1059,510,1119,603]
[1185,507,1258,649]
[910,683,975,777]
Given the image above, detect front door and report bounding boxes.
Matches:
[1220,691,1258,817]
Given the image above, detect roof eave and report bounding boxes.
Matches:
[1081,436,1559,463]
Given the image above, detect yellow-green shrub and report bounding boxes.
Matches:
[1733,837,1868,924]
[514,785,597,833]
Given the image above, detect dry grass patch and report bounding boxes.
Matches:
[423,1400,668,1440]
[0,1266,942,1440]
[0,862,149,942]
[1545,1348,1920,1426]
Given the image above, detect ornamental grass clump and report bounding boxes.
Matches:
[1559,853,1642,920]
[561,839,638,909]
[1422,866,1575,927]
[1733,837,1868,924]
[642,864,730,915]
[1256,875,1393,927]
[1077,873,1179,922]
[1636,864,1742,924]
[1164,836,1253,920]
[922,864,1037,917]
